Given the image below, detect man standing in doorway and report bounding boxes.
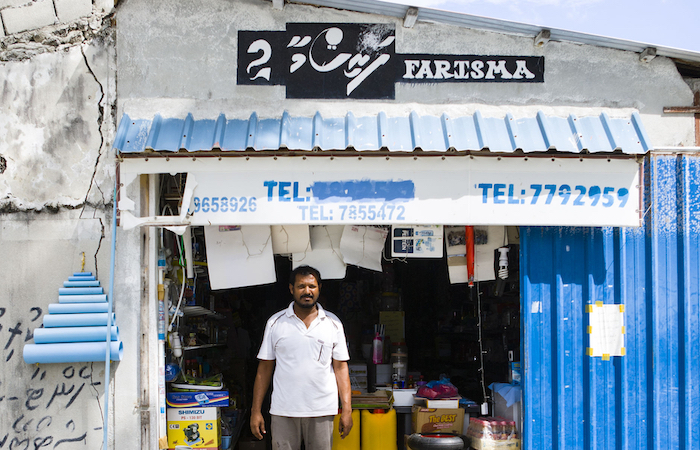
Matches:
[250,265,353,450]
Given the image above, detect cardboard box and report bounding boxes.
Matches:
[167,407,220,450]
[416,396,461,409]
[411,404,464,434]
[391,388,418,407]
[350,375,368,391]
[166,391,229,408]
[379,311,405,341]
[349,362,368,377]
[508,362,521,385]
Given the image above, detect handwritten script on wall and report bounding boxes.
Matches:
[0,306,102,449]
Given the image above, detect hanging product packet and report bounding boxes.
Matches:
[416,375,459,399]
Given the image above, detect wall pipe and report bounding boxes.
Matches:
[103,184,118,449]
[183,227,194,279]
[150,174,167,447]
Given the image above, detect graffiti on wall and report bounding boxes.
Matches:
[0,306,100,449]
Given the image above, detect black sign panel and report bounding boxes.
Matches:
[238,24,396,99]
[237,23,545,99]
[398,54,544,82]
[237,31,287,86]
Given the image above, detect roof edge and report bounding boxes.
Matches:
[288,0,700,66]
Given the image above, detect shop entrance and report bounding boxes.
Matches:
[159,172,522,450]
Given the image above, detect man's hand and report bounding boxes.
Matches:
[337,409,353,439]
[250,411,266,440]
[333,359,353,439]
[250,360,275,440]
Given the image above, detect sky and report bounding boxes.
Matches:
[378,0,700,53]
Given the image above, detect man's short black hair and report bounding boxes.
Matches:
[289,265,322,286]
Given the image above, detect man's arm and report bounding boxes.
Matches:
[332,359,353,439]
[250,359,275,440]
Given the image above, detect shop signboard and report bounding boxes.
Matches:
[237,23,544,99]
[119,156,641,228]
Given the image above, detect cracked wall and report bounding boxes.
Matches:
[0,2,136,449]
[0,36,114,212]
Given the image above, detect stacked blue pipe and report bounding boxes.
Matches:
[23,272,123,364]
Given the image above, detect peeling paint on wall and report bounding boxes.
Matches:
[0,3,119,447]
[0,27,115,212]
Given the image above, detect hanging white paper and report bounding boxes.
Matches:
[340,226,388,272]
[588,303,625,359]
[445,226,506,283]
[271,225,310,254]
[445,226,467,257]
[292,225,346,280]
[204,225,276,290]
[475,226,505,282]
[447,256,469,284]
[391,225,444,258]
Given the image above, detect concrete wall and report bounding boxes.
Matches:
[0,1,142,449]
[116,0,696,148]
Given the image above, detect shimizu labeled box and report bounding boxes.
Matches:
[166,391,230,408]
[411,405,465,434]
[167,407,220,449]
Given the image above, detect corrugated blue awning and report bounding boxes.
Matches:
[114,110,651,154]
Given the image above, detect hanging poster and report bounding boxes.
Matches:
[391,225,443,258]
[340,225,388,272]
[271,225,310,254]
[204,225,276,289]
[292,225,347,280]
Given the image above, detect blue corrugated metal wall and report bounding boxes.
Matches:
[521,154,700,450]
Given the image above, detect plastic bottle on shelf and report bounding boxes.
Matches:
[507,421,517,439]
[497,420,505,440]
[170,332,182,358]
[372,332,383,364]
[390,342,408,386]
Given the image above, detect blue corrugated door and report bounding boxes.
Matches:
[520,154,700,450]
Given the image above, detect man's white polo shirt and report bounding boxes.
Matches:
[257,302,350,417]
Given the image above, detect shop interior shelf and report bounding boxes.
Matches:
[182,343,227,352]
[183,305,225,319]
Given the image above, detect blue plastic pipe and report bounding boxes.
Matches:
[43,313,115,328]
[23,341,122,363]
[34,326,119,343]
[63,280,101,287]
[69,275,96,281]
[48,303,110,314]
[59,287,104,295]
[59,294,108,303]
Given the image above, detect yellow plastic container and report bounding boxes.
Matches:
[332,409,360,450]
[361,409,397,450]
